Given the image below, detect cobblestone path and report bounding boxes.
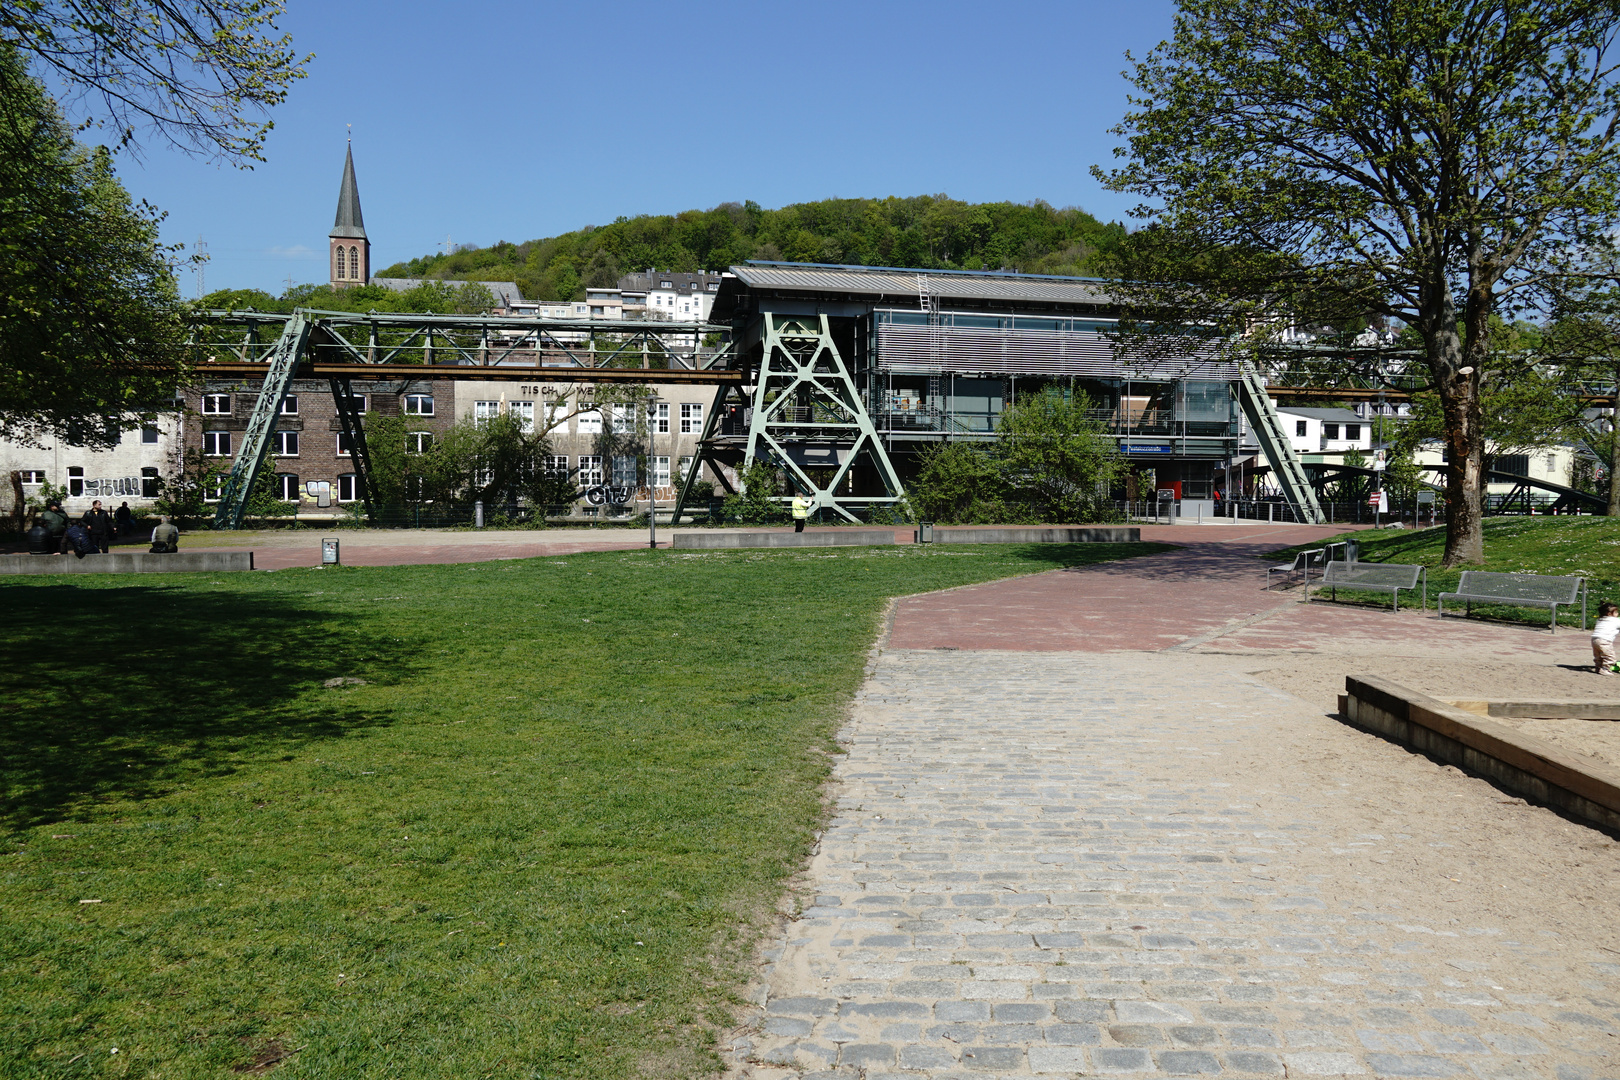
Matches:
[736,650,1620,1079]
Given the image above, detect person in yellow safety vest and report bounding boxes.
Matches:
[791,493,810,533]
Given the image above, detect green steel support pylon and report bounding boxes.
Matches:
[743,313,903,523]
[1236,358,1325,524]
[213,314,312,529]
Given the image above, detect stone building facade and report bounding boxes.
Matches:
[185,377,454,512]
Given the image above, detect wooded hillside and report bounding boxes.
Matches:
[375,195,1123,302]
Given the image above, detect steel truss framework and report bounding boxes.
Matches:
[674,314,904,524]
[189,308,737,529]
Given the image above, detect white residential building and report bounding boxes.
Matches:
[1,413,183,519]
[1273,406,1373,459]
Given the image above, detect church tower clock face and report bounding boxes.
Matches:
[329,142,369,289]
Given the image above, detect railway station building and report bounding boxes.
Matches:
[699,262,1244,511]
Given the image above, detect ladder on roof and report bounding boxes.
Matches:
[917,274,945,372]
[1235,358,1326,524]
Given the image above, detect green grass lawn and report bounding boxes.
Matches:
[1266,516,1620,621]
[0,541,1168,1079]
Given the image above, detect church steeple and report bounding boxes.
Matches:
[328,141,369,288]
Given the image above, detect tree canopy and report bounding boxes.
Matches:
[201,279,497,316]
[1,0,310,164]
[0,43,186,449]
[375,195,1125,302]
[1096,0,1620,565]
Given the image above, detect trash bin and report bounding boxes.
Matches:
[26,523,50,555]
[917,521,935,543]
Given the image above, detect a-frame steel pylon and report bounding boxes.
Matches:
[674,312,902,523]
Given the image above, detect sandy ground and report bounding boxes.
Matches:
[1237,651,1620,778]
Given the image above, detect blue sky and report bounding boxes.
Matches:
[108,0,1178,295]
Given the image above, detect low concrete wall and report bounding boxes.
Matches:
[672,530,896,550]
[927,527,1141,544]
[1342,674,1620,832]
[0,551,254,575]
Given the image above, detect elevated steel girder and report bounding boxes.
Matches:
[212,314,311,530]
[189,309,734,372]
[1235,358,1326,523]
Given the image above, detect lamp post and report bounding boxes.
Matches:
[647,398,658,550]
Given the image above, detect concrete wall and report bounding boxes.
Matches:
[928,527,1141,544]
[0,551,254,575]
[673,530,896,549]
[1343,674,1620,833]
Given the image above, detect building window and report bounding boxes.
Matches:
[203,479,225,503]
[1294,420,1307,437]
[576,403,602,434]
[1493,454,1530,477]
[272,431,299,456]
[275,473,300,501]
[1322,423,1340,440]
[341,393,369,414]
[611,404,631,434]
[406,431,432,454]
[203,431,231,456]
[337,432,354,456]
[404,393,434,415]
[612,455,637,488]
[590,305,604,316]
[141,467,159,498]
[202,394,231,415]
[1345,424,1361,441]
[707,282,718,291]
[474,400,499,426]
[349,246,359,280]
[67,466,84,496]
[1547,453,1558,471]
[677,456,694,485]
[141,424,160,444]
[650,402,669,433]
[680,402,703,433]
[544,455,569,476]
[337,474,358,502]
[280,395,299,415]
[578,454,603,486]
[660,280,672,289]
[510,400,535,433]
[20,469,46,486]
[652,456,671,488]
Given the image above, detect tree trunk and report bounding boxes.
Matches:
[1425,302,1486,567]
[1609,383,1620,517]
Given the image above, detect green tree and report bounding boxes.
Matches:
[907,442,1008,523]
[1096,0,1620,565]
[2,0,309,164]
[994,388,1125,522]
[1540,270,1620,514]
[0,44,186,449]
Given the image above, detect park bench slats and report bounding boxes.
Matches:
[1437,571,1587,632]
[1309,560,1427,612]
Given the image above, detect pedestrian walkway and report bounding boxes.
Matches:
[733,537,1620,1079]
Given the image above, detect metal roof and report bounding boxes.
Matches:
[330,145,366,240]
[370,278,524,308]
[729,262,1116,305]
[1272,406,1363,422]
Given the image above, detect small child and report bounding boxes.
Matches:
[1593,602,1620,675]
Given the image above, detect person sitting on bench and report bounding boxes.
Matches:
[149,516,180,554]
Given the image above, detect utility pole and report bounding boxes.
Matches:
[193,235,209,299]
[647,397,658,549]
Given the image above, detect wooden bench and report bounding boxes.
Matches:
[1309,560,1426,611]
[1267,547,1324,589]
[1438,571,1587,633]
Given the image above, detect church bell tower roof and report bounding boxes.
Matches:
[329,144,367,240]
